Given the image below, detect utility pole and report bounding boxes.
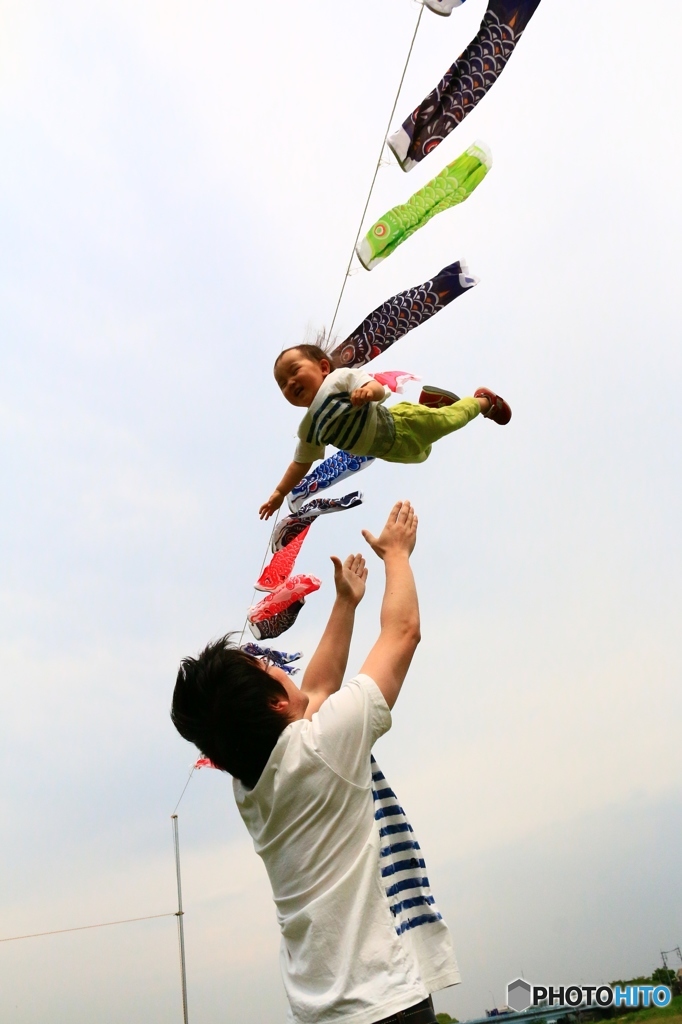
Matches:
[661,947,682,972]
[172,814,190,1024]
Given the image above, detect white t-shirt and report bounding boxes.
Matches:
[233,675,460,1024]
[294,368,391,463]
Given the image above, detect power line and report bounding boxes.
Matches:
[0,912,176,944]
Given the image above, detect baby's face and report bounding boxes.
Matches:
[275,350,330,408]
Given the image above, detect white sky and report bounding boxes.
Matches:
[1,1,681,1021]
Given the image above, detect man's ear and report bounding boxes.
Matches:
[320,358,331,377]
[269,697,290,715]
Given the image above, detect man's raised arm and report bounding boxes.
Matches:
[300,553,368,719]
[360,501,420,709]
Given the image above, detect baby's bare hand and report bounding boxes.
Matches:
[259,491,284,520]
[362,501,418,560]
[350,386,374,407]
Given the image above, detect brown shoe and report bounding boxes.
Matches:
[419,386,461,409]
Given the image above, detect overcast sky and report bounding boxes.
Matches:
[1,1,681,1021]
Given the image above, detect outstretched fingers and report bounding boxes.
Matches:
[331,551,368,606]
[363,500,418,560]
[344,552,366,575]
[355,554,369,582]
[397,500,414,523]
[332,553,368,578]
[388,500,405,524]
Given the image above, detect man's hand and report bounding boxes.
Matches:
[359,500,420,710]
[331,553,368,608]
[300,554,366,714]
[362,500,417,561]
[259,490,284,520]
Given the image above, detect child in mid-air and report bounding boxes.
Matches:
[259,344,511,519]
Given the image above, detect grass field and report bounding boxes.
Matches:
[613,995,682,1024]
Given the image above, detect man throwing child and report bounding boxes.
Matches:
[171,501,460,1024]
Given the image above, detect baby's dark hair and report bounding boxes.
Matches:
[171,635,289,789]
[273,344,329,373]
[273,329,335,374]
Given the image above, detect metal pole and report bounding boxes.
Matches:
[172,814,189,1024]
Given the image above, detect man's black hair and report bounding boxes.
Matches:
[171,635,289,789]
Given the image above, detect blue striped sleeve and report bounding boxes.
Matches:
[389,895,435,917]
[380,840,421,857]
[380,857,426,878]
[385,876,430,898]
[374,804,406,821]
[379,823,413,838]
[395,912,442,935]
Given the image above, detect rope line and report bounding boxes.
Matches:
[171,1,425,815]
[172,764,197,815]
[327,2,424,338]
[170,509,282,814]
[238,508,283,648]
[0,912,176,944]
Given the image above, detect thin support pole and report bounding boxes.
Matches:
[172,814,190,1024]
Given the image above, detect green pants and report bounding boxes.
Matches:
[376,397,480,464]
